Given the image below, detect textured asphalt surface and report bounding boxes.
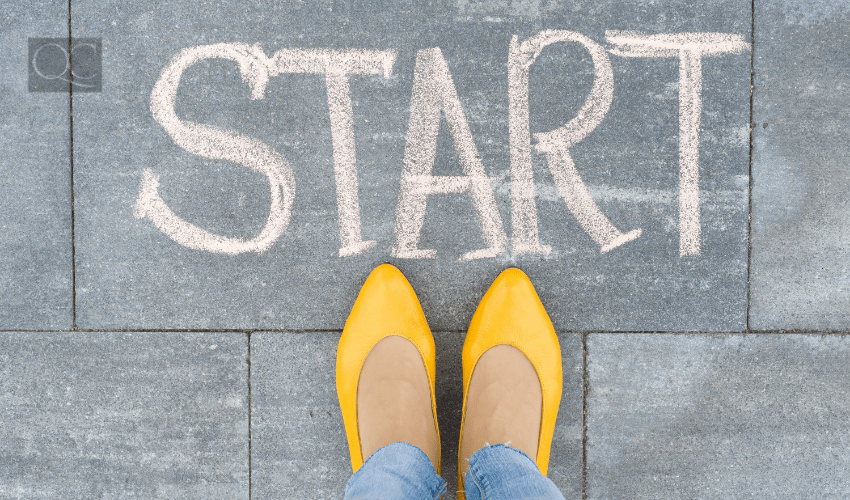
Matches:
[2,0,849,498]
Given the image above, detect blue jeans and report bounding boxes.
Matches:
[343,442,567,500]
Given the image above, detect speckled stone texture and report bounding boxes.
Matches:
[0,332,249,499]
[587,334,850,499]
[750,0,850,330]
[9,0,850,498]
[0,1,72,328]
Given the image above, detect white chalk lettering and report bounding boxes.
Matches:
[391,47,507,261]
[140,34,749,259]
[142,45,396,256]
[507,35,552,256]
[509,30,641,254]
[141,43,296,254]
[605,31,749,256]
[272,48,397,256]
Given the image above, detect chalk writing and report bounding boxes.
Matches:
[139,32,749,258]
[606,31,748,255]
[509,30,641,255]
[391,47,507,261]
[140,44,395,255]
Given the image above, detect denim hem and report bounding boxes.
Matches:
[469,443,540,470]
[344,441,446,500]
[463,444,566,500]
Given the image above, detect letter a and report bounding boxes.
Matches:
[392,47,507,261]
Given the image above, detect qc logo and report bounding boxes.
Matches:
[28,37,102,92]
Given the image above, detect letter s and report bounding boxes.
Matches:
[136,43,295,255]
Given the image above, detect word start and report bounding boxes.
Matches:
[135,30,749,260]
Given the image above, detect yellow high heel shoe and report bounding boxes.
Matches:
[336,264,441,473]
[457,268,562,498]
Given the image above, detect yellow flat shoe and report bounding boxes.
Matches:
[336,263,441,473]
[457,268,562,498]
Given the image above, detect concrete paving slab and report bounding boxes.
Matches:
[0,332,248,499]
[750,1,850,330]
[587,334,850,499]
[251,331,582,499]
[0,2,72,329]
[73,0,750,331]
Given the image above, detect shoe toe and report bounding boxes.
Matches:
[337,264,438,473]
[460,267,562,485]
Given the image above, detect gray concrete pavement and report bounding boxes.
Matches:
[3,0,850,498]
[587,334,850,499]
[0,1,72,329]
[750,0,850,330]
[72,0,749,331]
[0,332,248,499]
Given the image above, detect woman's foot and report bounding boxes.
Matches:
[459,344,542,473]
[457,268,562,496]
[357,335,440,470]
